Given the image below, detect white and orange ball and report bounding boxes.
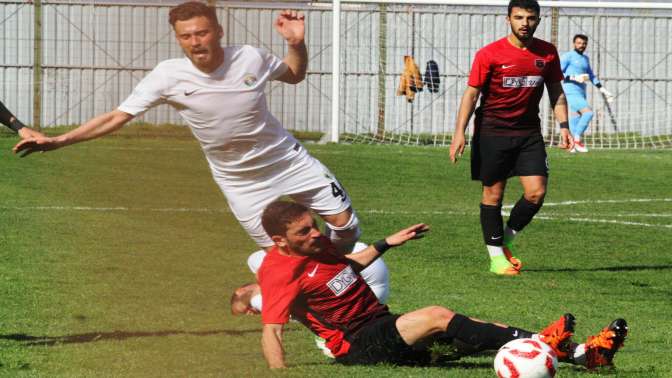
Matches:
[493,338,558,378]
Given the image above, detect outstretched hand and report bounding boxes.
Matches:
[17,127,45,140]
[385,223,430,247]
[13,136,61,157]
[273,10,305,46]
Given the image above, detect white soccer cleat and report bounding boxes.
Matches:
[574,141,588,153]
[315,336,335,358]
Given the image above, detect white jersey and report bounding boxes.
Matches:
[118,45,297,176]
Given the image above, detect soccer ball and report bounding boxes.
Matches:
[493,338,558,378]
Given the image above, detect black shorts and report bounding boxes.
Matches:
[335,313,432,366]
[471,134,548,186]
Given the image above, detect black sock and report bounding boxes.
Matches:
[442,314,534,354]
[480,203,503,246]
[507,196,543,232]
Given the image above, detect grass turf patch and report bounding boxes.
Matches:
[1,133,671,377]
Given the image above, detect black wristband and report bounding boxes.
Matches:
[8,118,25,132]
[595,83,602,89]
[559,121,569,129]
[373,239,391,254]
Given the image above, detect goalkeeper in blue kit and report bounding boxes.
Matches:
[560,34,613,153]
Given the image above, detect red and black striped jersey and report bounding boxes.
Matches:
[468,37,563,136]
[259,238,389,357]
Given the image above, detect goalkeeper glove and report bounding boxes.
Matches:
[599,87,615,103]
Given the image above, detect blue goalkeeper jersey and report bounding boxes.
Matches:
[560,50,600,96]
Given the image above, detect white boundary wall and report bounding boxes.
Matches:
[1,0,672,148]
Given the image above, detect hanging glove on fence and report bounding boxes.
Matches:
[396,55,423,103]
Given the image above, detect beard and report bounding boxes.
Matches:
[513,29,534,42]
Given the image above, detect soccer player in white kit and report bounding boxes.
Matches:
[14,2,361,253]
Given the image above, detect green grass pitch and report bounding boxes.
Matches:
[1,128,671,377]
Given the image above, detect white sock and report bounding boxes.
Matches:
[530,336,588,366]
[572,343,587,365]
[250,294,263,313]
[487,245,504,258]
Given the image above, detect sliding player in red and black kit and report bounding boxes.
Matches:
[256,201,626,370]
[450,0,574,275]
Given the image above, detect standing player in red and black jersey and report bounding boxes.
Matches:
[255,201,626,369]
[449,0,573,276]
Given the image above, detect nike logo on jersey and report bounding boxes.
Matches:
[502,64,515,69]
[184,89,198,96]
[307,264,319,277]
[491,235,502,240]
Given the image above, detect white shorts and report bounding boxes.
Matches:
[214,145,353,247]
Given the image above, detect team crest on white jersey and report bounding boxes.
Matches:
[244,74,258,87]
[327,265,357,296]
[503,76,543,88]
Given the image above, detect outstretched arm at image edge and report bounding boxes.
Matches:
[13,110,134,156]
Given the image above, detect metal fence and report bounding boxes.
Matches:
[1,0,671,148]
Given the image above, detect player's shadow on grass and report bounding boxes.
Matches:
[525,264,672,273]
[0,328,262,347]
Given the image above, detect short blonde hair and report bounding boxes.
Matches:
[169,1,218,28]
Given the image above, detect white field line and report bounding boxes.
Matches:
[78,146,196,152]
[533,215,672,229]
[502,198,672,210]
[78,145,448,158]
[0,205,229,213]
[1,198,670,228]
[540,213,672,218]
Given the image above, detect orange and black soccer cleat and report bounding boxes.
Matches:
[585,318,628,369]
[503,246,522,271]
[538,313,576,360]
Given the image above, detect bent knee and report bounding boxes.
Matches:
[481,190,504,206]
[322,208,353,227]
[524,189,546,204]
[426,305,456,325]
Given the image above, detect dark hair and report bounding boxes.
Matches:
[169,1,219,27]
[508,0,540,16]
[573,34,588,42]
[261,201,311,237]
